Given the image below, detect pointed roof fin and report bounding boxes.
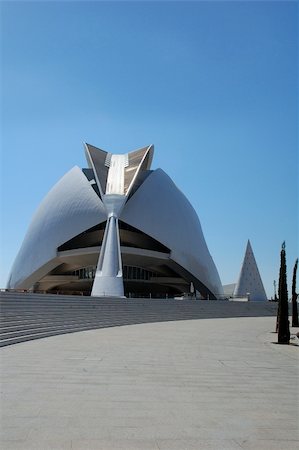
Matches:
[84,143,109,198]
[83,143,154,198]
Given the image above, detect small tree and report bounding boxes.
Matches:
[275,299,280,333]
[277,242,290,344]
[275,278,283,332]
[275,276,282,334]
[291,258,298,327]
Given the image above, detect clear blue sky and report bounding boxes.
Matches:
[0,1,298,298]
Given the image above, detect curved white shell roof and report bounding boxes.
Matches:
[8,166,106,288]
[8,159,223,298]
[121,169,223,297]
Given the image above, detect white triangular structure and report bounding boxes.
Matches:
[233,240,267,301]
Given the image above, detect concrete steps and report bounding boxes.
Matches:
[0,291,278,347]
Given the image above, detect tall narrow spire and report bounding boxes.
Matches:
[233,240,267,301]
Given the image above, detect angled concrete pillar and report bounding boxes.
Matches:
[91,214,124,297]
[85,144,154,297]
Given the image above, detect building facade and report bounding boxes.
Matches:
[8,144,224,299]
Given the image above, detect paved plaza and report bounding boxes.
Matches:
[1,316,298,450]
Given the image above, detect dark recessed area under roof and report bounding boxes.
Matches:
[58,220,170,253]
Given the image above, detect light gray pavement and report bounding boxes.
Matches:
[0,316,298,450]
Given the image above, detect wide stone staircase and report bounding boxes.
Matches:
[0,291,278,347]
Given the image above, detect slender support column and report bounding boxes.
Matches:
[91,214,124,297]
[86,145,154,298]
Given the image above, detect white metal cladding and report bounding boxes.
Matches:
[120,169,224,297]
[7,166,106,289]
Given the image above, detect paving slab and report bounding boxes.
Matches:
[0,316,298,450]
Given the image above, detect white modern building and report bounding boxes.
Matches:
[233,240,268,301]
[7,144,224,299]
